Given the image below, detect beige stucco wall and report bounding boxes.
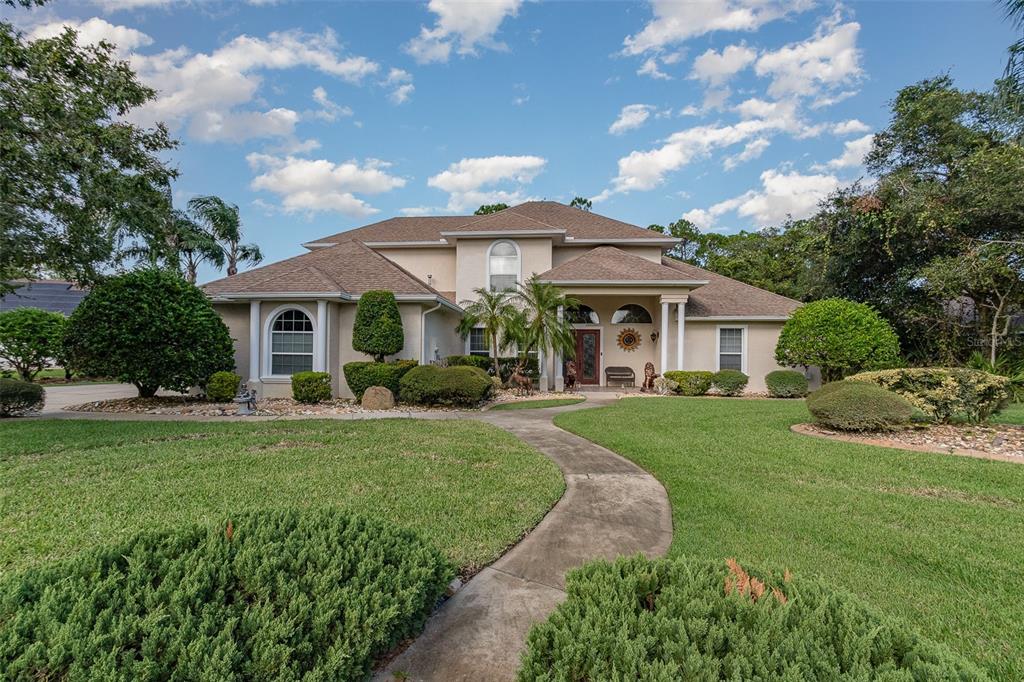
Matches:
[681,321,788,392]
[214,303,250,378]
[374,247,457,295]
[552,244,663,267]
[455,238,553,302]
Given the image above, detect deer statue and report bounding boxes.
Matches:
[564,360,577,392]
[641,362,657,392]
[509,361,533,396]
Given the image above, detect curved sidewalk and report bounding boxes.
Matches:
[376,394,673,681]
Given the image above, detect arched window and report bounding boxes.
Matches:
[488,240,520,292]
[270,309,314,375]
[611,304,653,324]
[566,305,599,325]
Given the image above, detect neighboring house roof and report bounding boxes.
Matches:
[539,246,708,284]
[661,257,801,318]
[0,280,87,315]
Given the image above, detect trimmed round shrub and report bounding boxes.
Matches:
[0,510,453,680]
[399,365,493,406]
[206,371,241,402]
[847,367,1011,423]
[518,555,988,681]
[663,370,713,396]
[291,370,332,403]
[712,369,748,396]
[765,369,809,398]
[0,307,66,381]
[343,360,417,400]
[352,291,404,362]
[0,378,44,417]
[806,380,915,431]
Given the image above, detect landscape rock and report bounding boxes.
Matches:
[361,386,395,410]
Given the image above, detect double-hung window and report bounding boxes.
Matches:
[717,327,745,372]
[469,328,490,357]
[270,309,314,375]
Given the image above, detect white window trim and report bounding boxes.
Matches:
[610,304,654,325]
[262,304,318,379]
[486,239,521,293]
[466,324,491,357]
[716,324,747,374]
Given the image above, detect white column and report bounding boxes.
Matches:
[554,306,565,392]
[660,300,669,373]
[248,300,260,382]
[315,299,328,372]
[676,301,685,371]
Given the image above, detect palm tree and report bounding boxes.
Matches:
[122,186,222,281]
[1003,1,1024,91]
[187,195,263,277]
[458,288,517,376]
[513,275,579,373]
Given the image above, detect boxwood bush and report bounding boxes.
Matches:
[847,368,1011,423]
[663,370,713,396]
[343,360,417,399]
[806,381,915,431]
[765,369,809,398]
[0,378,44,417]
[519,555,987,681]
[206,370,241,402]
[291,370,332,403]
[0,510,453,681]
[712,369,749,396]
[400,365,493,406]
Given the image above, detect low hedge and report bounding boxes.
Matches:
[400,365,493,406]
[519,554,987,681]
[712,369,748,396]
[206,370,241,402]
[0,378,44,417]
[291,370,332,403]
[446,354,492,371]
[663,370,713,396]
[806,380,915,431]
[446,355,540,382]
[847,367,1011,423]
[0,510,453,680]
[343,360,417,399]
[765,369,809,398]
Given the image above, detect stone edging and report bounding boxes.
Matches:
[790,423,1022,464]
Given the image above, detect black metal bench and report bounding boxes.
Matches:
[605,366,635,387]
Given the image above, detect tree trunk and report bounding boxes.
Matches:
[227,257,238,277]
[491,332,501,377]
[186,263,198,284]
[135,382,158,398]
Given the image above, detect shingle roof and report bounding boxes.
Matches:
[661,257,800,317]
[539,246,707,283]
[0,280,87,315]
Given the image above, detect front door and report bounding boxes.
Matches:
[573,329,600,385]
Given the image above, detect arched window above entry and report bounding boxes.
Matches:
[488,240,520,292]
[611,304,653,324]
[566,305,599,325]
[270,309,314,375]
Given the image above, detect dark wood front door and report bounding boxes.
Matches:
[573,329,600,385]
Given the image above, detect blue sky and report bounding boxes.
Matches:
[6,1,1017,282]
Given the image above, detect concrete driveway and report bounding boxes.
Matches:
[39,383,139,414]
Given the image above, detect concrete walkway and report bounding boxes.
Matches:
[40,383,138,414]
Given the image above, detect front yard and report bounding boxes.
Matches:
[555,397,1024,679]
[0,418,564,577]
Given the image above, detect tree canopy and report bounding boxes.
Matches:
[474,203,510,215]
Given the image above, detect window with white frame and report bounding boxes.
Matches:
[270,309,314,375]
[488,241,519,292]
[718,327,744,372]
[469,327,490,356]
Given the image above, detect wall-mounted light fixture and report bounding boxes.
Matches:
[650,330,659,344]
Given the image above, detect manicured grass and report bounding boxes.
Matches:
[2,368,117,385]
[555,397,1024,679]
[490,397,586,411]
[0,418,564,577]
[993,401,1024,425]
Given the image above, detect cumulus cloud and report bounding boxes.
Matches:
[637,56,672,80]
[689,44,756,86]
[405,0,522,64]
[190,108,299,143]
[722,137,770,170]
[310,86,353,121]
[247,154,405,216]
[832,119,870,135]
[754,13,862,99]
[814,133,873,169]
[382,68,415,104]
[685,168,842,229]
[28,17,153,55]
[609,104,655,135]
[427,155,546,212]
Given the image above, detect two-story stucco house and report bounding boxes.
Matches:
[203,201,801,398]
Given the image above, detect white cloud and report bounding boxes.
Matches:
[811,89,858,109]
[382,68,414,104]
[814,133,873,169]
[390,84,415,104]
[754,14,862,99]
[832,119,869,135]
[609,104,654,135]
[686,168,842,229]
[28,17,153,55]
[427,155,546,212]
[189,108,299,142]
[637,56,672,80]
[311,86,353,121]
[247,154,405,216]
[93,0,173,11]
[723,137,769,170]
[689,44,756,86]
[405,0,522,64]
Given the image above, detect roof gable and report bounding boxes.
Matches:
[539,246,707,283]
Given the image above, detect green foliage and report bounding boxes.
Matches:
[513,276,579,365]
[399,365,493,406]
[291,371,332,404]
[205,370,240,402]
[568,196,592,211]
[0,378,44,417]
[519,554,986,681]
[63,269,234,397]
[806,381,915,431]
[0,510,453,680]
[765,369,809,398]
[343,360,417,399]
[187,195,262,279]
[445,355,540,382]
[775,298,901,382]
[663,370,713,396]
[0,307,66,381]
[712,369,749,396]
[474,203,509,215]
[457,287,518,376]
[352,291,404,362]
[966,351,1024,401]
[848,368,1012,423]
[446,354,492,370]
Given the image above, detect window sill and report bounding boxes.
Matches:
[259,376,294,383]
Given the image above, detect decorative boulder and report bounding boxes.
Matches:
[361,385,395,410]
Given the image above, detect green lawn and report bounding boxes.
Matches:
[555,397,1024,679]
[993,401,1024,425]
[490,397,586,411]
[2,368,117,385]
[0,418,564,577]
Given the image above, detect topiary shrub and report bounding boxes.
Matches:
[205,371,241,402]
[0,378,44,417]
[64,269,234,397]
[343,360,417,400]
[712,369,748,396]
[847,367,1011,423]
[663,370,713,396]
[291,371,332,403]
[775,298,901,382]
[352,291,404,362]
[518,555,988,681]
[399,365,493,406]
[0,307,67,381]
[765,369,809,398]
[806,381,915,431]
[0,510,453,681]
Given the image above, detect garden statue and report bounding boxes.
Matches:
[510,363,533,396]
[641,362,657,392]
[564,360,577,392]
[233,383,258,415]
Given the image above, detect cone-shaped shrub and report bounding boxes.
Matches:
[352,291,404,362]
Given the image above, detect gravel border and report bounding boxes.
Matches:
[792,423,1024,463]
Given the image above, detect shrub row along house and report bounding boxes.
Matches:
[203,202,801,398]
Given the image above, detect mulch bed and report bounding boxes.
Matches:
[794,422,1024,461]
